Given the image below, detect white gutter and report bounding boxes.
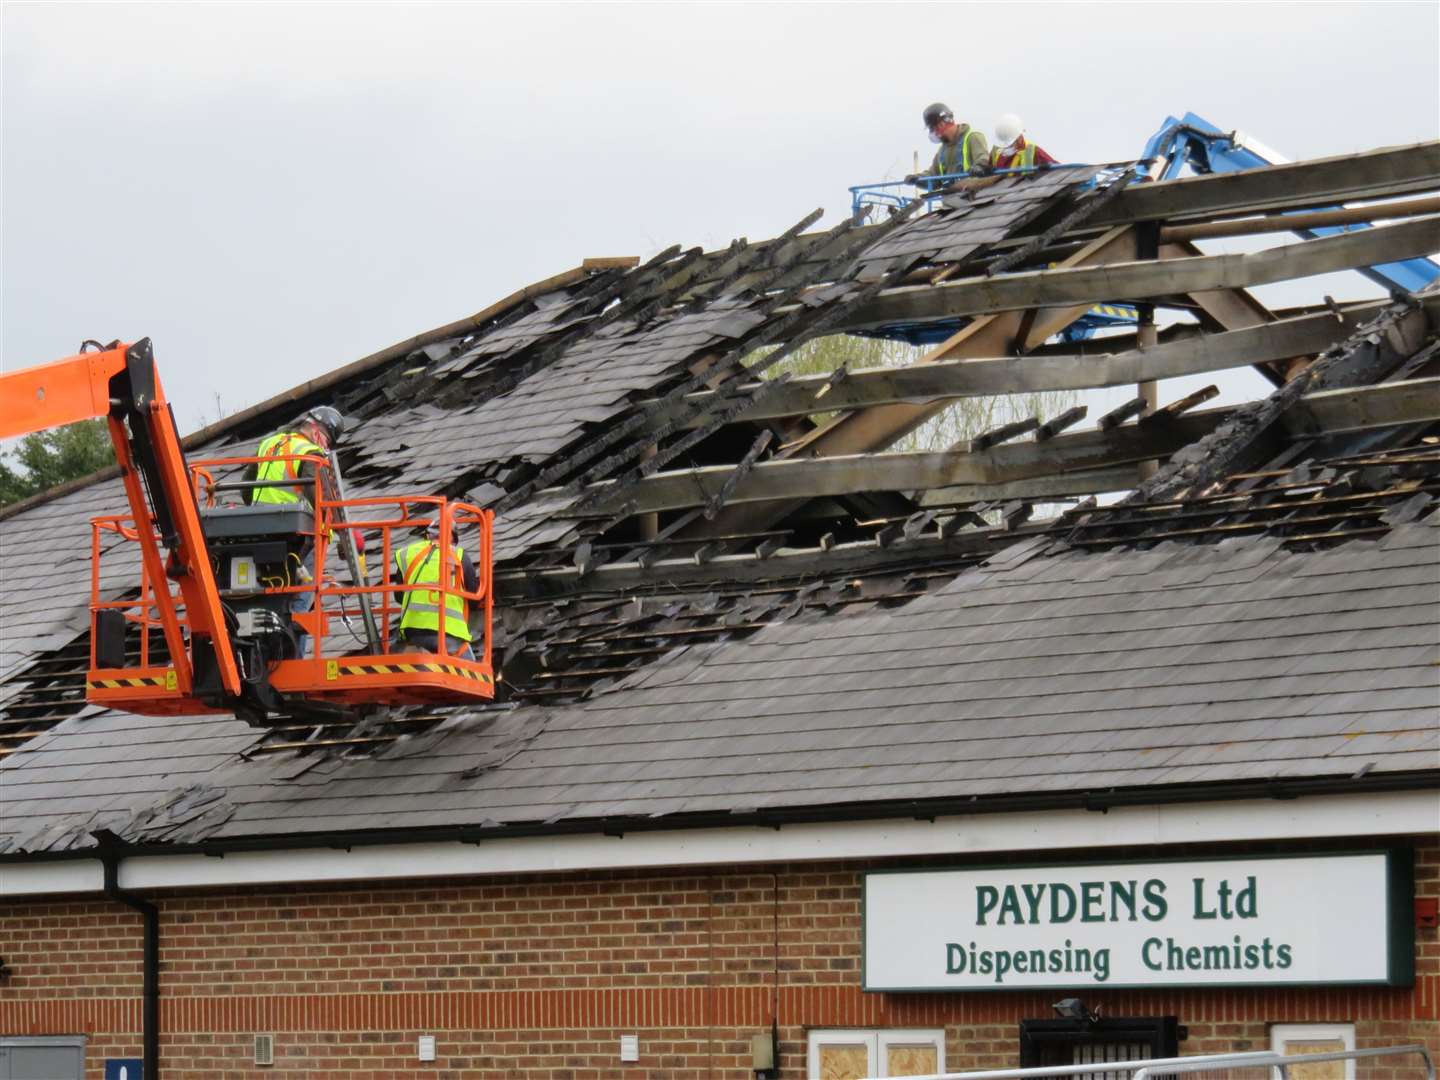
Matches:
[2,789,1435,898]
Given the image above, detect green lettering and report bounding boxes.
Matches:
[1141,937,1163,970]
[975,885,998,926]
[1021,883,1046,924]
[1111,880,1137,922]
[1236,876,1258,918]
[1202,944,1230,970]
[1050,883,1077,923]
[946,943,966,974]
[1081,881,1105,922]
[1193,878,1218,919]
[998,886,1024,925]
[1142,879,1168,920]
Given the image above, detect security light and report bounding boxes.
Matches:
[1053,998,1099,1023]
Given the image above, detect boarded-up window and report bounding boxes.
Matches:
[1271,1024,1355,1080]
[816,1043,871,1080]
[884,1043,939,1076]
[808,1030,944,1079]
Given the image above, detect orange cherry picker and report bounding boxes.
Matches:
[1,339,495,722]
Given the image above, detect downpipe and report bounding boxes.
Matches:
[96,832,160,1078]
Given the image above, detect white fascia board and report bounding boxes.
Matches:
[1,789,1436,898]
[0,858,104,898]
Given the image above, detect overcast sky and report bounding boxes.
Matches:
[4,1,1438,432]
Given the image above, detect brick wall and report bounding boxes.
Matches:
[1,834,1435,1078]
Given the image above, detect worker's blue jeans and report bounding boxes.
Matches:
[291,546,316,658]
[390,629,476,662]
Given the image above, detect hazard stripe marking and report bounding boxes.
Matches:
[336,662,493,684]
[88,676,168,691]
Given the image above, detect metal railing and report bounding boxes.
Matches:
[874,1042,1434,1080]
[1137,1043,1434,1079]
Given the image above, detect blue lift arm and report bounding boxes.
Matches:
[1142,112,1440,294]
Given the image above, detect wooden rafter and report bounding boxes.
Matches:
[832,216,1440,330]
[647,300,1401,428]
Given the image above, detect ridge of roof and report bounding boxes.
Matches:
[0,257,639,524]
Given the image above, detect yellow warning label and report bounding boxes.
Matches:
[165,669,178,691]
[326,660,339,681]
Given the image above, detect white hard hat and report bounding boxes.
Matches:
[995,113,1024,146]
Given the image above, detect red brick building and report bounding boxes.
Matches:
[3,815,1437,1075]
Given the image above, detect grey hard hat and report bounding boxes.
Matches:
[922,102,954,129]
[301,405,344,443]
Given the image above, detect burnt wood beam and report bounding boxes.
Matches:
[678,228,1143,539]
[560,370,1437,518]
[1088,141,1440,227]
[1286,376,1440,434]
[1158,195,1440,243]
[917,465,1141,508]
[581,411,1227,515]
[644,301,1397,427]
[832,216,1440,330]
[781,228,1140,456]
[1134,300,1436,501]
[497,523,1021,599]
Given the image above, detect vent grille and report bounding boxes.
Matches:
[254,1034,274,1066]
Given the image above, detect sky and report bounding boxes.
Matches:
[4,1,1438,434]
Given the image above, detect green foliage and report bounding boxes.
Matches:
[0,419,116,507]
[755,333,1079,452]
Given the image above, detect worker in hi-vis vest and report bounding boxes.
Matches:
[244,405,346,657]
[906,102,991,184]
[990,113,1058,171]
[391,520,480,661]
[247,406,343,508]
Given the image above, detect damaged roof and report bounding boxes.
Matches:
[2,142,1438,856]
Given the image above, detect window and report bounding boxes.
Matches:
[1270,1023,1355,1080]
[1019,1016,1181,1072]
[808,1029,945,1079]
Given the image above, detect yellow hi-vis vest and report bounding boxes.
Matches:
[253,431,325,506]
[394,540,471,642]
[935,128,983,175]
[994,141,1036,169]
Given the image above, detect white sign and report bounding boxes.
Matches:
[864,852,1409,991]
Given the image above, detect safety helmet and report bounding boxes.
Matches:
[424,518,459,543]
[995,113,1024,147]
[300,405,344,445]
[922,102,954,131]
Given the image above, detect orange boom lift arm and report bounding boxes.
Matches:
[2,339,242,700]
[3,338,496,722]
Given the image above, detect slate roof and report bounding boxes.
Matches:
[0,168,1099,747]
[3,508,1435,853]
[2,152,1438,858]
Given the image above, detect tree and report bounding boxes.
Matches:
[754,333,1079,452]
[0,419,116,507]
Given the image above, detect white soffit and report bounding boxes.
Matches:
[2,789,1436,898]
